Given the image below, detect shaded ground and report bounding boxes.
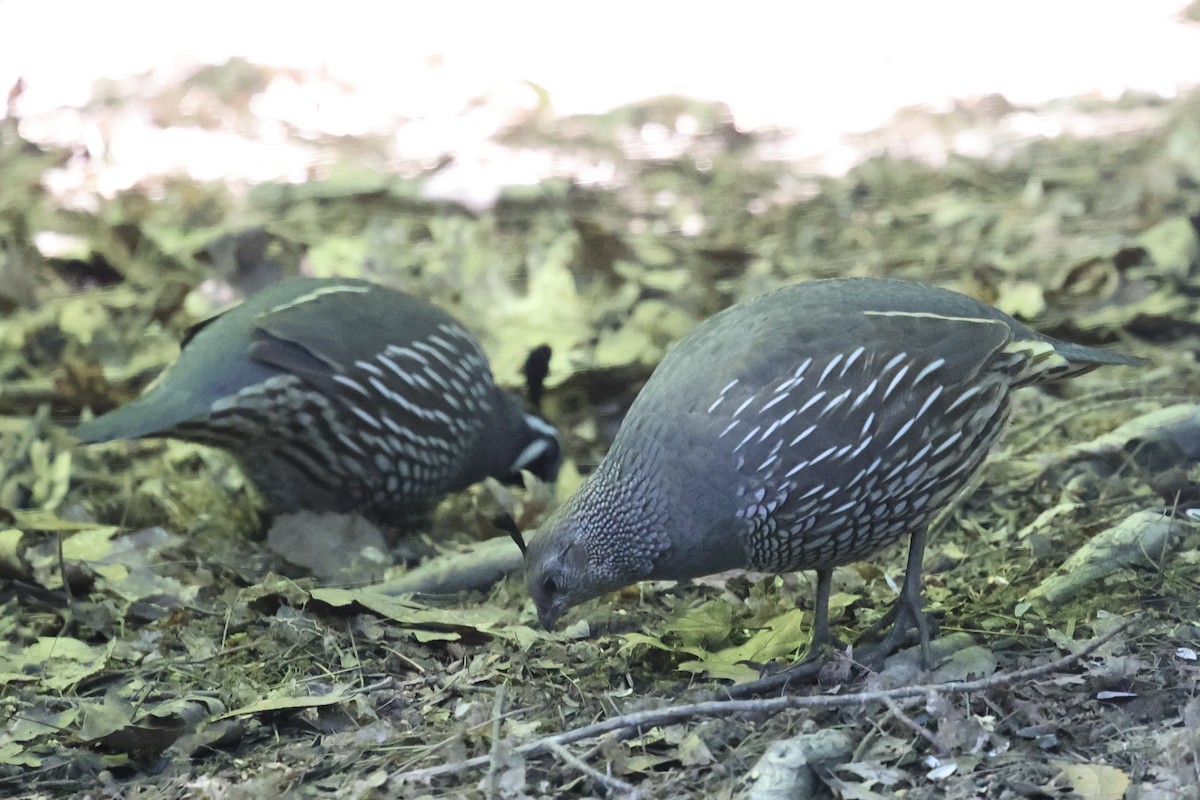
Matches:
[2,65,1200,799]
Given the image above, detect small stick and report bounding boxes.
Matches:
[484,685,508,799]
[544,741,640,798]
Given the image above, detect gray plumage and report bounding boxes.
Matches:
[76,277,561,521]
[524,277,1141,653]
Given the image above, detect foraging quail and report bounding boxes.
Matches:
[76,277,561,521]
[524,277,1141,660]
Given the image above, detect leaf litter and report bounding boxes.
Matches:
[1,64,1200,799]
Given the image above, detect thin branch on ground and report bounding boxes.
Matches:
[389,617,1133,785]
[544,741,641,799]
[880,694,945,754]
[484,685,508,799]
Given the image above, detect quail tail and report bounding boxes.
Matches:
[1052,341,1146,368]
[74,395,177,443]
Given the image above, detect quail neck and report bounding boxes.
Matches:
[526,417,729,629]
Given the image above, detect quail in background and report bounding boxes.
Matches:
[76,277,561,522]
[524,277,1141,663]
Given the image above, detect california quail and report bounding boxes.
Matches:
[76,277,561,521]
[524,277,1141,662]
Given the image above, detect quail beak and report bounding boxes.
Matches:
[536,603,562,631]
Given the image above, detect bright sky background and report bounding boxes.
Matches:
[3,0,1199,200]
[7,1,1199,125]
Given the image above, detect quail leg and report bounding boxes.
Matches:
[857,526,936,667]
[807,567,847,656]
[723,569,848,698]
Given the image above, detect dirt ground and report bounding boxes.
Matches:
[2,61,1200,800]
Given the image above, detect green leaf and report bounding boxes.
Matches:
[0,637,113,691]
[671,599,734,649]
[678,609,809,682]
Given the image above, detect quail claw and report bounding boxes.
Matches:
[854,590,938,670]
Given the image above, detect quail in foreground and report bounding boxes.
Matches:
[76,277,561,522]
[524,277,1141,663]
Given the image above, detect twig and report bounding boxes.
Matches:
[374,536,522,597]
[484,685,508,799]
[1003,388,1183,458]
[0,405,47,485]
[880,694,944,754]
[350,677,395,695]
[390,617,1132,785]
[56,530,76,637]
[544,741,640,798]
[346,620,365,689]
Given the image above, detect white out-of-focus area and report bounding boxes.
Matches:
[3,0,1199,206]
